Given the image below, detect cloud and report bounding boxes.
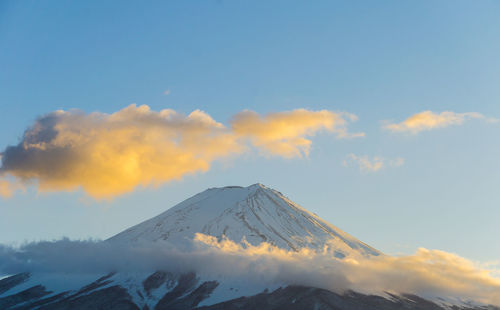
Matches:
[389,157,405,167]
[0,175,23,198]
[0,105,240,199]
[0,105,358,198]
[231,109,364,158]
[343,154,404,173]
[384,111,485,134]
[0,180,14,198]
[0,236,499,306]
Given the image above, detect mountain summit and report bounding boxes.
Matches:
[108,183,380,258]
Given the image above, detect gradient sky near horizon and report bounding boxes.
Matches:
[1,0,500,263]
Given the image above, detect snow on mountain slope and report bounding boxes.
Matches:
[107,183,380,258]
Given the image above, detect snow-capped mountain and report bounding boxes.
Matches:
[108,183,380,258]
[1,184,497,310]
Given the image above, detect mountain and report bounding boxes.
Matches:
[108,183,380,258]
[0,184,497,310]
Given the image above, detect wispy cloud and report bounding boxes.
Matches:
[343,154,404,173]
[383,111,485,134]
[0,105,360,198]
[486,117,500,124]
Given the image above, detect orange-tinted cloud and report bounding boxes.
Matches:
[0,105,359,198]
[384,111,484,134]
[231,109,364,158]
[0,105,240,199]
[0,180,14,198]
[192,234,500,305]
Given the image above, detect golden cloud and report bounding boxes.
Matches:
[0,180,14,198]
[384,111,484,134]
[0,105,358,198]
[193,233,500,305]
[231,109,364,158]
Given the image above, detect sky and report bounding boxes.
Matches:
[1,0,500,263]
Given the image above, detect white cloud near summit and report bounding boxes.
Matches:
[0,105,360,199]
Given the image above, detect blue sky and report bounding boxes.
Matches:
[1,0,500,262]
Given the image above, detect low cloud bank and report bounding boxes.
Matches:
[0,105,360,198]
[1,235,499,306]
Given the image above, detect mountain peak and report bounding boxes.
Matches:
[248,182,267,189]
[208,183,267,192]
[108,184,380,258]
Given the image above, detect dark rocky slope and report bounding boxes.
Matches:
[1,272,498,310]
